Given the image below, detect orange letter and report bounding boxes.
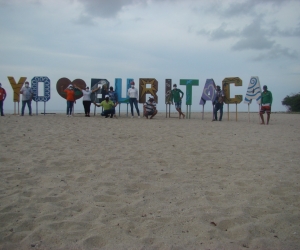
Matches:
[8,76,27,102]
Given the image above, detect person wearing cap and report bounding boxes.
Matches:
[64,85,76,117]
[143,96,157,119]
[127,81,140,118]
[260,85,273,125]
[0,83,7,116]
[213,85,225,121]
[20,81,33,116]
[170,84,185,119]
[74,84,100,117]
[94,95,116,118]
[108,86,119,118]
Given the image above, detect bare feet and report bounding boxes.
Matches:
[182,114,185,119]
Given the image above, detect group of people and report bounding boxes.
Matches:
[0,81,273,124]
[211,84,273,125]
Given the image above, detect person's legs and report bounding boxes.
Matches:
[150,110,157,119]
[219,104,223,121]
[87,101,91,116]
[101,110,111,118]
[129,98,134,116]
[83,101,88,115]
[27,100,32,115]
[214,104,220,120]
[69,101,74,115]
[21,101,26,116]
[133,99,140,116]
[0,100,3,116]
[259,106,265,124]
[66,101,70,115]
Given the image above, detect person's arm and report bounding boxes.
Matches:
[170,90,174,104]
[180,89,184,99]
[30,88,33,100]
[74,85,83,92]
[91,86,101,93]
[94,101,102,107]
[135,89,139,101]
[20,87,24,94]
[3,89,6,100]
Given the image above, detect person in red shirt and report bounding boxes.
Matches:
[0,83,7,116]
[64,85,76,116]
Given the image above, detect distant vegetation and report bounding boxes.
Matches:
[282,93,300,112]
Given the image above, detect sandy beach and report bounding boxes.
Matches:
[0,112,300,250]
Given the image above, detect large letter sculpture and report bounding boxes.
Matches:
[244,76,261,105]
[90,79,109,104]
[8,76,27,114]
[180,79,199,119]
[115,78,133,104]
[139,78,158,103]
[222,77,243,121]
[165,79,172,117]
[199,79,216,120]
[115,78,133,116]
[56,78,85,100]
[244,76,262,122]
[31,76,51,115]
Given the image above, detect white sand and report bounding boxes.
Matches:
[0,112,300,249]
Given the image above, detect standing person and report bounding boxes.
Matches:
[260,85,273,125]
[143,96,158,119]
[108,86,118,118]
[127,81,140,118]
[20,81,33,116]
[94,95,116,118]
[0,83,7,116]
[74,85,100,117]
[64,85,76,117]
[170,84,185,119]
[213,85,225,121]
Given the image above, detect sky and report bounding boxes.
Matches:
[0,0,299,114]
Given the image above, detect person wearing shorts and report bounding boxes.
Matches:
[170,84,185,119]
[259,85,273,125]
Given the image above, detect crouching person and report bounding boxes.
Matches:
[143,97,157,119]
[94,95,116,118]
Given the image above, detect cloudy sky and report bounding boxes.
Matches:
[0,0,299,113]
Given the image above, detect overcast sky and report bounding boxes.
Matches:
[0,0,299,114]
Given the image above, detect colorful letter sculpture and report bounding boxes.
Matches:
[90,79,109,103]
[222,77,243,121]
[32,77,51,102]
[8,76,27,102]
[180,79,199,118]
[244,76,261,104]
[165,79,172,104]
[200,79,216,105]
[199,79,216,120]
[180,79,199,105]
[115,78,133,104]
[222,77,243,104]
[56,78,85,100]
[139,78,158,103]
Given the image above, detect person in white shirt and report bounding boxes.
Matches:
[127,81,140,118]
[75,85,100,117]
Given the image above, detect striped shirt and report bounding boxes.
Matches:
[144,101,156,112]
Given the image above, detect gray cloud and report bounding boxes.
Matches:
[253,44,299,61]
[75,0,139,19]
[213,0,297,17]
[232,18,275,50]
